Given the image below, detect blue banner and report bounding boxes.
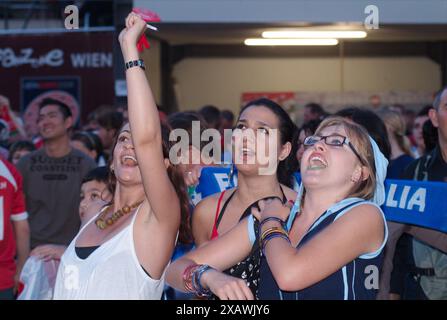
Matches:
[383,179,447,233]
[193,169,447,233]
[190,166,237,205]
[289,173,446,233]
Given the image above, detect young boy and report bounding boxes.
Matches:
[29,167,111,261]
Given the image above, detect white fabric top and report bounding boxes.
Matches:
[53,205,166,300]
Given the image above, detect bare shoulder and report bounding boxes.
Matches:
[194,188,236,217]
[192,188,236,244]
[345,202,382,218]
[328,202,385,254]
[335,202,384,231]
[194,192,220,212]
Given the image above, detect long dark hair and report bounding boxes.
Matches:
[106,123,192,245]
[239,98,299,187]
[161,124,192,245]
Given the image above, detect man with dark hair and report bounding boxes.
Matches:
[198,105,221,130]
[38,98,72,120]
[96,109,124,158]
[378,87,447,300]
[405,87,447,299]
[16,99,96,250]
[303,102,328,124]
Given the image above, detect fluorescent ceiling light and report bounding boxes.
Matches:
[244,38,339,46]
[262,31,367,39]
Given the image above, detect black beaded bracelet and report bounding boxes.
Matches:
[125,59,145,70]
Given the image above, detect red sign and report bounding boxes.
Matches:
[0,31,115,132]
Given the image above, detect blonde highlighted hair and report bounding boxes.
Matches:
[377,107,412,157]
[314,116,377,201]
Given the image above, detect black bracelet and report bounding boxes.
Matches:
[261,232,291,256]
[259,216,286,230]
[125,59,145,70]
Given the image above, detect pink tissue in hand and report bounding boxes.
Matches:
[132,7,161,52]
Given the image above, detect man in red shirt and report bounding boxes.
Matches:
[0,158,30,299]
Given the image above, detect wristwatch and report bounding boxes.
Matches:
[125,59,145,70]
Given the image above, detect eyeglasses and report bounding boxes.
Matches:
[303,134,364,165]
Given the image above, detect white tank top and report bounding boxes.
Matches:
[53,205,167,300]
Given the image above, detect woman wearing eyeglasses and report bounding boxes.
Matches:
[166,116,388,300]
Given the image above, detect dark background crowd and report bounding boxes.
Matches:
[1,87,446,300]
[0,0,446,301]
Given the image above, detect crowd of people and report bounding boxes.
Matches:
[0,12,446,300]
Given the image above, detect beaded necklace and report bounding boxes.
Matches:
[95,200,144,230]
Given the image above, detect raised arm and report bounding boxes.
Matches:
[118,13,179,231]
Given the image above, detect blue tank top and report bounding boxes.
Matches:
[258,198,388,300]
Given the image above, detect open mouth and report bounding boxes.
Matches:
[121,155,138,166]
[307,155,328,170]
